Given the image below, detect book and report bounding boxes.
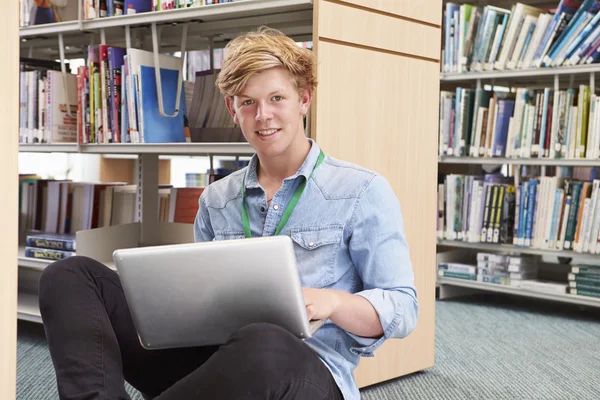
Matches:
[25,232,76,251]
[24,246,76,261]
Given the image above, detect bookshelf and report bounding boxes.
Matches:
[438,0,600,309]
[10,0,442,391]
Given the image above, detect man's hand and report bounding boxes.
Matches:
[302,287,384,338]
[302,288,339,321]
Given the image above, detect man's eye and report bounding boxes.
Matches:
[272,96,282,101]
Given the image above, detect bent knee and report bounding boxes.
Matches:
[39,256,103,298]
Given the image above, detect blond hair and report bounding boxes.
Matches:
[215,26,317,99]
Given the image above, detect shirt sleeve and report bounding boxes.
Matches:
[346,174,418,357]
[194,192,215,242]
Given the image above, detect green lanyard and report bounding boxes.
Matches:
[241,150,325,238]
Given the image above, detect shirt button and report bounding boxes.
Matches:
[273,204,279,210]
[309,241,315,247]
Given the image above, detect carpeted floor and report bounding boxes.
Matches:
[17,294,600,399]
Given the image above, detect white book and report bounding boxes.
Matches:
[520,13,552,69]
[575,198,592,253]
[519,280,567,294]
[592,97,600,159]
[507,88,525,157]
[587,180,600,253]
[549,90,563,158]
[586,94,597,159]
[507,15,536,70]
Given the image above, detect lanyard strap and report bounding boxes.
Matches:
[241,150,325,238]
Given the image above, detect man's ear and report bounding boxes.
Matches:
[299,87,312,116]
[225,96,239,125]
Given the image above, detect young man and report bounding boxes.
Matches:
[39,27,418,400]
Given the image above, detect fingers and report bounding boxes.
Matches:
[306,305,315,320]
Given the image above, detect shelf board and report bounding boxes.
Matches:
[19,21,81,38]
[438,277,600,308]
[437,240,600,261]
[18,248,52,271]
[19,142,255,155]
[81,0,312,29]
[18,292,42,324]
[438,156,600,167]
[19,143,79,153]
[440,63,600,82]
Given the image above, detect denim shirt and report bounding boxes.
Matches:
[194,139,418,400]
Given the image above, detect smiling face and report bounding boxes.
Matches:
[225,67,312,161]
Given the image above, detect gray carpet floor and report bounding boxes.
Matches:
[16,293,600,399]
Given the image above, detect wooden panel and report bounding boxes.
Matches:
[338,0,442,26]
[317,0,441,61]
[100,157,171,185]
[0,1,18,398]
[314,41,439,387]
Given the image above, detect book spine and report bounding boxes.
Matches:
[25,247,76,261]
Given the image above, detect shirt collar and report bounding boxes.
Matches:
[244,138,321,189]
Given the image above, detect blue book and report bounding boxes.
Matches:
[124,0,151,15]
[548,188,564,248]
[492,98,515,157]
[121,64,129,143]
[139,65,186,143]
[525,179,538,247]
[518,181,529,246]
[25,232,76,251]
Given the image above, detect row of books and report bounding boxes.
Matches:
[19,46,242,144]
[438,173,600,254]
[20,0,237,28]
[438,252,545,285]
[568,264,600,297]
[443,1,600,73]
[440,85,600,159]
[77,46,191,144]
[19,175,206,240]
[438,252,600,299]
[19,60,78,144]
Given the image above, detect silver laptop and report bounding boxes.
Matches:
[113,235,325,350]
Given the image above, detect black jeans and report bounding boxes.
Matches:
[38,256,343,400]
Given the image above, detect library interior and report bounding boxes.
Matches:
[2,0,600,399]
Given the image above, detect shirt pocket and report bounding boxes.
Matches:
[290,225,343,288]
[213,231,245,241]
